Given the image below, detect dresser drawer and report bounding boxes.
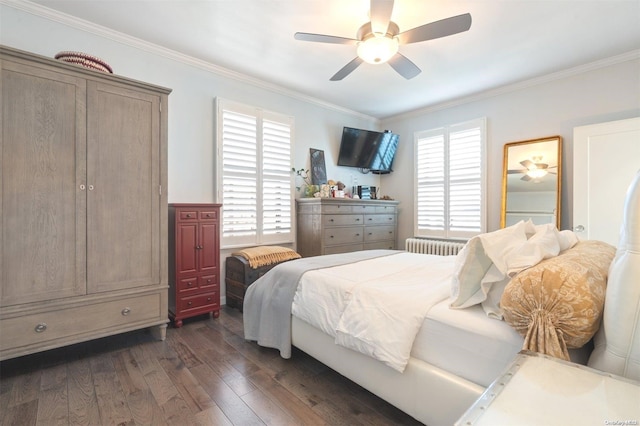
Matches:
[375,205,396,213]
[199,274,218,291]
[324,227,364,245]
[365,225,396,241]
[199,210,218,221]
[321,204,352,214]
[364,214,396,225]
[364,241,396,250]
[179,210,199,221]
[0,294,162,351]
[323,214,363,227]
[324,243,363,255]
[352,205,376,214]
[178,292,219,313]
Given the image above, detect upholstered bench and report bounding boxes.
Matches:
[225,246,300,311]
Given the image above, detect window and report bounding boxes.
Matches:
[216,98,294,248]
[414,118,486,239]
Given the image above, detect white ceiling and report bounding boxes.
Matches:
[28,0,640,119]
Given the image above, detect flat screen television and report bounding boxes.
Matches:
[337,127,399,174]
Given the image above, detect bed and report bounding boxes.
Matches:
[243,171,640,426]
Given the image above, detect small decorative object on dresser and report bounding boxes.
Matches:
[168,204,222,327]
[226,246,301,311]
[296,198,399,257]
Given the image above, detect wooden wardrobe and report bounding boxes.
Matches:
[0,46,171,360]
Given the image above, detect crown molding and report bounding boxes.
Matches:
[3,0,378,122]
[383,49,640,122]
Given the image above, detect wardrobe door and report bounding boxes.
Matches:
[86,81,162,293]
[0,60,87,306]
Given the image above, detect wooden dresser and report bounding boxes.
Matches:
[0,46,170,360]
[168,204,221,327]
[296,198,399,257]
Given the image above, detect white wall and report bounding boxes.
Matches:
[0,3,382,206]
[381,57,640,242]
[2,3,639,303]
[0,3,384,305]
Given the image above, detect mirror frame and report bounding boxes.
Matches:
[501,136,562,229]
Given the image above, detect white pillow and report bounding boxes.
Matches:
[450,221,528,309]
[505,223,560,277]
[449,236,492,308]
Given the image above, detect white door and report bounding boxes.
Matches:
[573,117,640,246]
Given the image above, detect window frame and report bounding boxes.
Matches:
[215,98,295,249]
[413,118,487,240]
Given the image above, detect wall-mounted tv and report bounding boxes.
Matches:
[337,127,399,174]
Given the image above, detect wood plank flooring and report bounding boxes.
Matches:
[0,306,424,425]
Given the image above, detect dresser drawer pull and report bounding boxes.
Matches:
[355,218,360,221]
[188,282,193,287]
[207,297,212,302]
[186,214,192,218]
[187,301,193,306]
[121,307,131,316]
[34,323,47,333]
[330,218,334,222]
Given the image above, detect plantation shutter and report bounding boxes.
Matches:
[262,115,294,242]
[449,123,483,236]
[415,130,446,237]
[414,118,486,239]
[217,99,294,248]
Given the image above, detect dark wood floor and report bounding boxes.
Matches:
[0,306,424,425]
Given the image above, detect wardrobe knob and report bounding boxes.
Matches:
[34,323,47,333]
[121,307,131,316]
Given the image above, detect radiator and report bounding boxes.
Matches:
[405,238,466,256]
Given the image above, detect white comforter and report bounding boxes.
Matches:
[292,252,457,372]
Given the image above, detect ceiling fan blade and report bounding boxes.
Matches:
[521,175,532,182]
[508,169,526,174]
[388,53,421,79]
[370,0,394,35]
[398,13,472,44]
[520,159,534,169]
[294,32,357,45]
[330,57,364,81]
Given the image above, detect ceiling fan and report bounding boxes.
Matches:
[294,0,472,81]
[508,158,558,181]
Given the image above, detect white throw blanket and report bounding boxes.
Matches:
[292,252,457,372]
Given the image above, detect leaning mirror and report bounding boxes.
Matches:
[501,136,562,229]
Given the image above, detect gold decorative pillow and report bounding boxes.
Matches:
[501,240,616,360]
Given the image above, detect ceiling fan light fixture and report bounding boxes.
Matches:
[357,34,399,64]
[526,168,548,179]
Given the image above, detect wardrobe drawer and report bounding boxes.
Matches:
[0,294,162,351]
[323,214,363,227]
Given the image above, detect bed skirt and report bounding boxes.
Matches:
[291,316,484,426]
